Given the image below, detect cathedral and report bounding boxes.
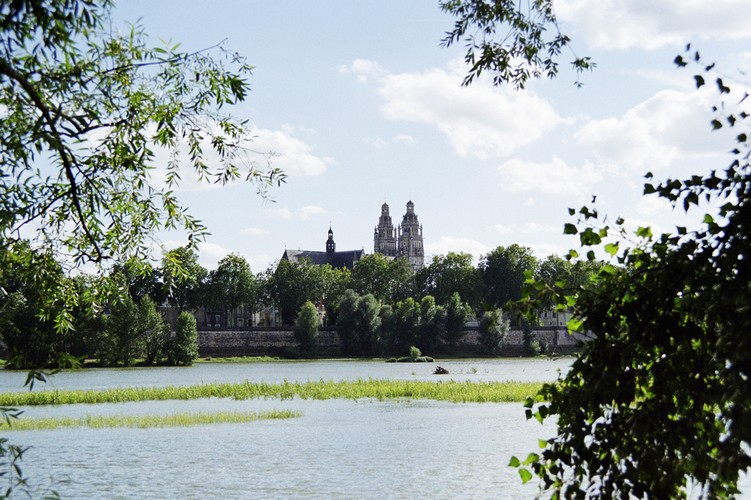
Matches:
[281,227,364,270]
[373,201,424,270]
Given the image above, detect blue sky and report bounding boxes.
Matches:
[113,1,751,272]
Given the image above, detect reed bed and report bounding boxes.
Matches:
[0,379,543,407]
[0,410,301,431]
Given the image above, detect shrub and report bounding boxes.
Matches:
[409,346,422,360]
[294,301,320,356]
[478,309,509,354]
[167,312,199,366]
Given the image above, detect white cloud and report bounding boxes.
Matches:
[425,236,493,263]
[197,241,233,269]
[363,134,416,149]
[264,207,291,219]
[574,89,725,175]
[557,0,751,50]
[493,222,561,235]
[497,156,602,196]
[239,227,268,236]
[338,59,387,82]
[393,134,416,145]
[493,224,514,235]
[247,253,274,273]
[251,127,330,177]
[346,59,565,159]
[522,222,563,234]
[300,205,326,219]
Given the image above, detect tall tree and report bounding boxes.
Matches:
[350,254,414,304]
[293,301,320,357]
[166,311,199,366]
[0,0,282,327]
[161,247,207,312]
[266,259,348,325]
[478,308,508,355]
[416,252,482,309]
[417,295,444,353]
[0,242,63,367]
[479,244,538,310]
[444,292,470,350]
[206,253,257,327]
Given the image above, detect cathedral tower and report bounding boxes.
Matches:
[374,203,397,257]
[398,200,424,270]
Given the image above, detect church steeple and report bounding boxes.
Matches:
[374,203,396,257]
[326,226,336,256]
[374,201,424,270]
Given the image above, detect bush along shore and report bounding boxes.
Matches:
[0,379,544,406]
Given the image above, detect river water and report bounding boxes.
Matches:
[1,358,748,499]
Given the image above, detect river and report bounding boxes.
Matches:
[1,358,748,498]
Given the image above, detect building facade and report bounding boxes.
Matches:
[374,201,424,270]
[281,227,364,270]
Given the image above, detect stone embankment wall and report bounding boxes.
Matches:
[197,326,589,357]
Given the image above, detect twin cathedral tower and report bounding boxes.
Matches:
[373,200,424,271]
[283,201,424,271]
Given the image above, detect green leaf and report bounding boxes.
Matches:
[567,317,584,332]
[636,226,653,239]
[519,468,533,484]
[563,223,578,235]
[508,456,521,467]
[694,75,705,88]
[604,243,619,256]
[538,439,548,449]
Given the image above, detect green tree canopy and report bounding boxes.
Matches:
[417,252,482,309]
[0,0,282,327]
[478,308,508,354]
[265,258,349,325]
[444,291,471,349]
[161,247,207,312]
[335,290,382,356]
[514,52,751,498]
[167,311,199,366]
[350,253,414,304]
[441,3,751,495]
[293,300,320,357]
[205,253,257,326]
[479,244,538,311]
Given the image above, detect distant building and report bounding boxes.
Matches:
[374,200,424,270]
[281,226,364,270]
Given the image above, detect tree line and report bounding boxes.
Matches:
[0,240,603,366]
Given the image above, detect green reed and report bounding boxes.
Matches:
[0,409,301,431]
[0,379,543,407]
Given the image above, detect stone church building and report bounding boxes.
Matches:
[374,200,425,270]
[281,227,364,270]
